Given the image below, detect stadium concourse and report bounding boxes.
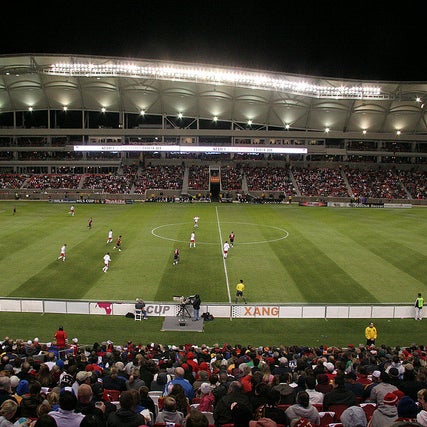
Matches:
[1,336,427,426]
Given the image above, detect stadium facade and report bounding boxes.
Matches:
[1,54,427,203]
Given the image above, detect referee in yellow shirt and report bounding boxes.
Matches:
[235,279,247,304]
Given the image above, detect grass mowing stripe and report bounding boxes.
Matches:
[216,206,231,303]
[1,202,426,306]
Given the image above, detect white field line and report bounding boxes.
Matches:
[216,206,231,303]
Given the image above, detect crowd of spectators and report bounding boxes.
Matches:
[188,166,209,191]
[133,165,184,194]
[292,168,349,198]
[2,335,427,427]
[344,169,409,200]
[221,166,242,191]
[243,166,295,193]
[1,165,427,200]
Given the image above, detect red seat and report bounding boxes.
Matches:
[359,402,377,421]
[313,403,324,412]
[318,411,335,427]
[327,405,349,422]
[102,389,121,402]
[277,404,292,411]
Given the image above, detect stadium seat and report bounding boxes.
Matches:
[359,402,377,421]
[327,405,349,423]
[102,389,121,402]
[318,411,335,427]
[201,411,215,425]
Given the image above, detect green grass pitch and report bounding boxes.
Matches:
[1,201,426,347]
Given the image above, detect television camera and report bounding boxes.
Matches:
[173,295,196,318]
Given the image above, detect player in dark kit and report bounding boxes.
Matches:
[173,248,180,265]
[114,235,122,251]
[88,217,93,229]
[229,231,235,247]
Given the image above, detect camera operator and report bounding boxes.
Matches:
[192,294,201,321]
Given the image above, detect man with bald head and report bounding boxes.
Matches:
[163,366,194,402]
[76,383,106,423]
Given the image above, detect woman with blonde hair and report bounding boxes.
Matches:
[0,399,19,426]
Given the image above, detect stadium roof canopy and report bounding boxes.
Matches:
[1,54,427,141]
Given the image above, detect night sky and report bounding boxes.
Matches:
[1,1,423,82]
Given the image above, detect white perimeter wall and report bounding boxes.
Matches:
[0,299,415,319]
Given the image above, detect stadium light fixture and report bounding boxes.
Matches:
[44,61,386,100]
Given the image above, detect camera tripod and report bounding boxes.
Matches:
[177,303,192,318]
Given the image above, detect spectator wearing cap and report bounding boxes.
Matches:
[150,372,170,392]
[393,395,419,424]
[387,367,402,388]
[340,405,367,427]
[368,392,399,427]
[285,391,320,426]
[197,382,214,412]
[73,370,93,396]
[272,357,292,376]
[323,361,337,382]
[370,371,399,405]
[9,376,21,404]
[386,356,405,379]
[193,370,209,395]
[323,374,358,410]
[57,373,74,393]
[363,370,381,401]
[344,371,365,400]
[239,363,253,394]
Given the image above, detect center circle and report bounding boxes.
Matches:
[151,221,289,245]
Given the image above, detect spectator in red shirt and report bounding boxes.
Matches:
[54,326,67,349]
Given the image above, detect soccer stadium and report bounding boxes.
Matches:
[1,54,427,412]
